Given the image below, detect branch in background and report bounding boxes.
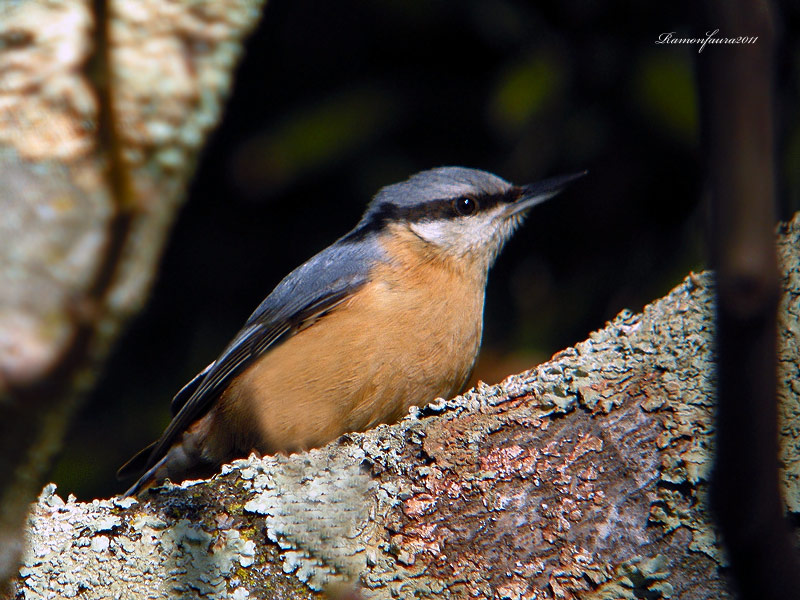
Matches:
[0,0,265,588]
[10,214,800,600]
[698,1,800,598]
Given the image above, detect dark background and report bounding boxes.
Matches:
[53,0,800,500]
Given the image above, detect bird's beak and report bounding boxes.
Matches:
[505,170,588,217]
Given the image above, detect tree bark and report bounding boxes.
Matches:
[0,0,265,587]
[8,213,800,600]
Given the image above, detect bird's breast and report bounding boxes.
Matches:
[216,239,486,457]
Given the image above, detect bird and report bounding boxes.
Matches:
[118,166,585,496]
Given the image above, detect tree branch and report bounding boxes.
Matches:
[10,213,800,600]
[0,0,265,587]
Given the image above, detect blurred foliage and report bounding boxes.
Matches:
[634,52,699,143]
[231,87,399,195]
[50,0,800,499]
[489,52,565,135]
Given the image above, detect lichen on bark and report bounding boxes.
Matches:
[12,214,800,599]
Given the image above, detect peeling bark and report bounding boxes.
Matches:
[0,0,265,586]
[10,214,800,600]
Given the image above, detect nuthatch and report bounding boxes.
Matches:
[118,167,585,495]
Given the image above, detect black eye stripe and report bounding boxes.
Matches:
[343,187,523,242]
[398,188,520,222]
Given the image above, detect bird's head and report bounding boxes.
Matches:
[354,166,585,269]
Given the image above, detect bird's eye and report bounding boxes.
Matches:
[453,196,478,216]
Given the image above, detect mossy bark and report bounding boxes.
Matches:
[10,214,800,600]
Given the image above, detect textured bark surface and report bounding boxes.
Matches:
[9,213,800,600]
[0,0,265,586]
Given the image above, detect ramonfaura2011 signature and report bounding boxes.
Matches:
[656,29,758,53]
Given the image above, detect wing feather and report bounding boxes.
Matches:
[128,237,385,479]
[170,362,213,415]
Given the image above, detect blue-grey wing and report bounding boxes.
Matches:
[140,236,386,474]
[169,362,213,415]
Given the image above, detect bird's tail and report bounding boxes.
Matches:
[117,441,158,483]
[118,440,213,497]
[121,454,170,497]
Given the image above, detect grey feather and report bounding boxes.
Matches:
[170,362,213,415]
